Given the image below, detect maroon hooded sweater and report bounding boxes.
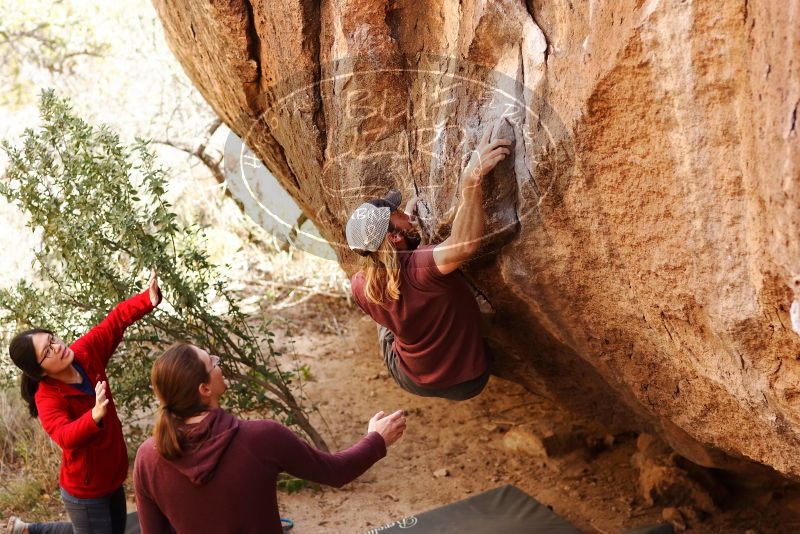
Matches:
[133,409,386,534]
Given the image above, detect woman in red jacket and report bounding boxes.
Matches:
[134,343,406,533]
[6,272,161,534]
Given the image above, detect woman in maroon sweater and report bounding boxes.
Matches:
[6,272,161,534]
[134,343,406,534]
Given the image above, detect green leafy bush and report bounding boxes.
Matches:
[0,90,327,450]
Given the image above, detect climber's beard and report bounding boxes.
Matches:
[389,227,422,251]
[400,227,422,250]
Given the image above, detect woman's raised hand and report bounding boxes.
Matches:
[147,269,161,307]
[91,381,110,424]
[367,409,406,448]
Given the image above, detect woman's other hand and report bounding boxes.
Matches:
[92,381,110,424]
[367,409,406,448]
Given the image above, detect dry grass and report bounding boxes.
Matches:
[234,248,349,311]
[0,388,65,522]
[208,205,350,314]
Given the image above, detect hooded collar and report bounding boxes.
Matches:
[167,408,240,485]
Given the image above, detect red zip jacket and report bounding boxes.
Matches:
[35,290,156,498]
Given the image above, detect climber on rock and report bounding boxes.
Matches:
[346,123,512,401]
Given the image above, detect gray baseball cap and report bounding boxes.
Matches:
[345,190,402,254]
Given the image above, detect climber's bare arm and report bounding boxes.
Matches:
[433,126,511,275]
[432,172,484,275]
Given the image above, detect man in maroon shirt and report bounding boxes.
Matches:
[346,123,512,401]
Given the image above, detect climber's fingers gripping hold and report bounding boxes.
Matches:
[463,122,514,188]
[489,142,512,161]
[486,138,513,152]
[469,142,512,182]
[483,139,512,169]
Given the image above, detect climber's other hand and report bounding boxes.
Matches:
[404,195,418,217]
[406,195,425,228]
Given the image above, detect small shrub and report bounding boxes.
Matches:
[276,473,320,495]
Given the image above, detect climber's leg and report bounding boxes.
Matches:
[377,324,426,394]
[376,325,490,401]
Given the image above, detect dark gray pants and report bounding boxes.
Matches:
[61,486,126,534]
[27,521,72,534]
[28,486,126,534]
[378,325,490,401]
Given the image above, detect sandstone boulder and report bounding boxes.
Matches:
[631,434,718,515]
[152,0,800,479]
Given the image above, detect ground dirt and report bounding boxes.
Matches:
[5,292,799,533]
[266,295,800,534]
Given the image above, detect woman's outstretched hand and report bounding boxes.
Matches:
[147,269,161,307]
[368,409,406,448]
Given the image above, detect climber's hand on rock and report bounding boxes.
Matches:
[463,124,512,187]
[404,195,420,225]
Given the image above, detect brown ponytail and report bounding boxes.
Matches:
[8,328,53,418]
[151,343,210,461]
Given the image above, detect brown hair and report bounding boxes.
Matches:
[362,238,401,306]
[151,343,210,461]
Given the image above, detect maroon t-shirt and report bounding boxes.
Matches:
[351,245,487,388]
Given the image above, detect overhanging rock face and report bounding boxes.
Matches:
[152,0,800,478]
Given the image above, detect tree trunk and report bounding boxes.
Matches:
[152,0,800,479]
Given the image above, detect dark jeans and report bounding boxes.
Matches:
[62,486,126,534]
[27,521,73,534]
[28,486,127,534]
[378,325,490,401]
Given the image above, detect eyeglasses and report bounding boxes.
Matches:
[209,354,220,369]
[38,334,58,366]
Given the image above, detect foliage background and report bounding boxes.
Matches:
[0,0,346,520]
[0,0,346,375]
